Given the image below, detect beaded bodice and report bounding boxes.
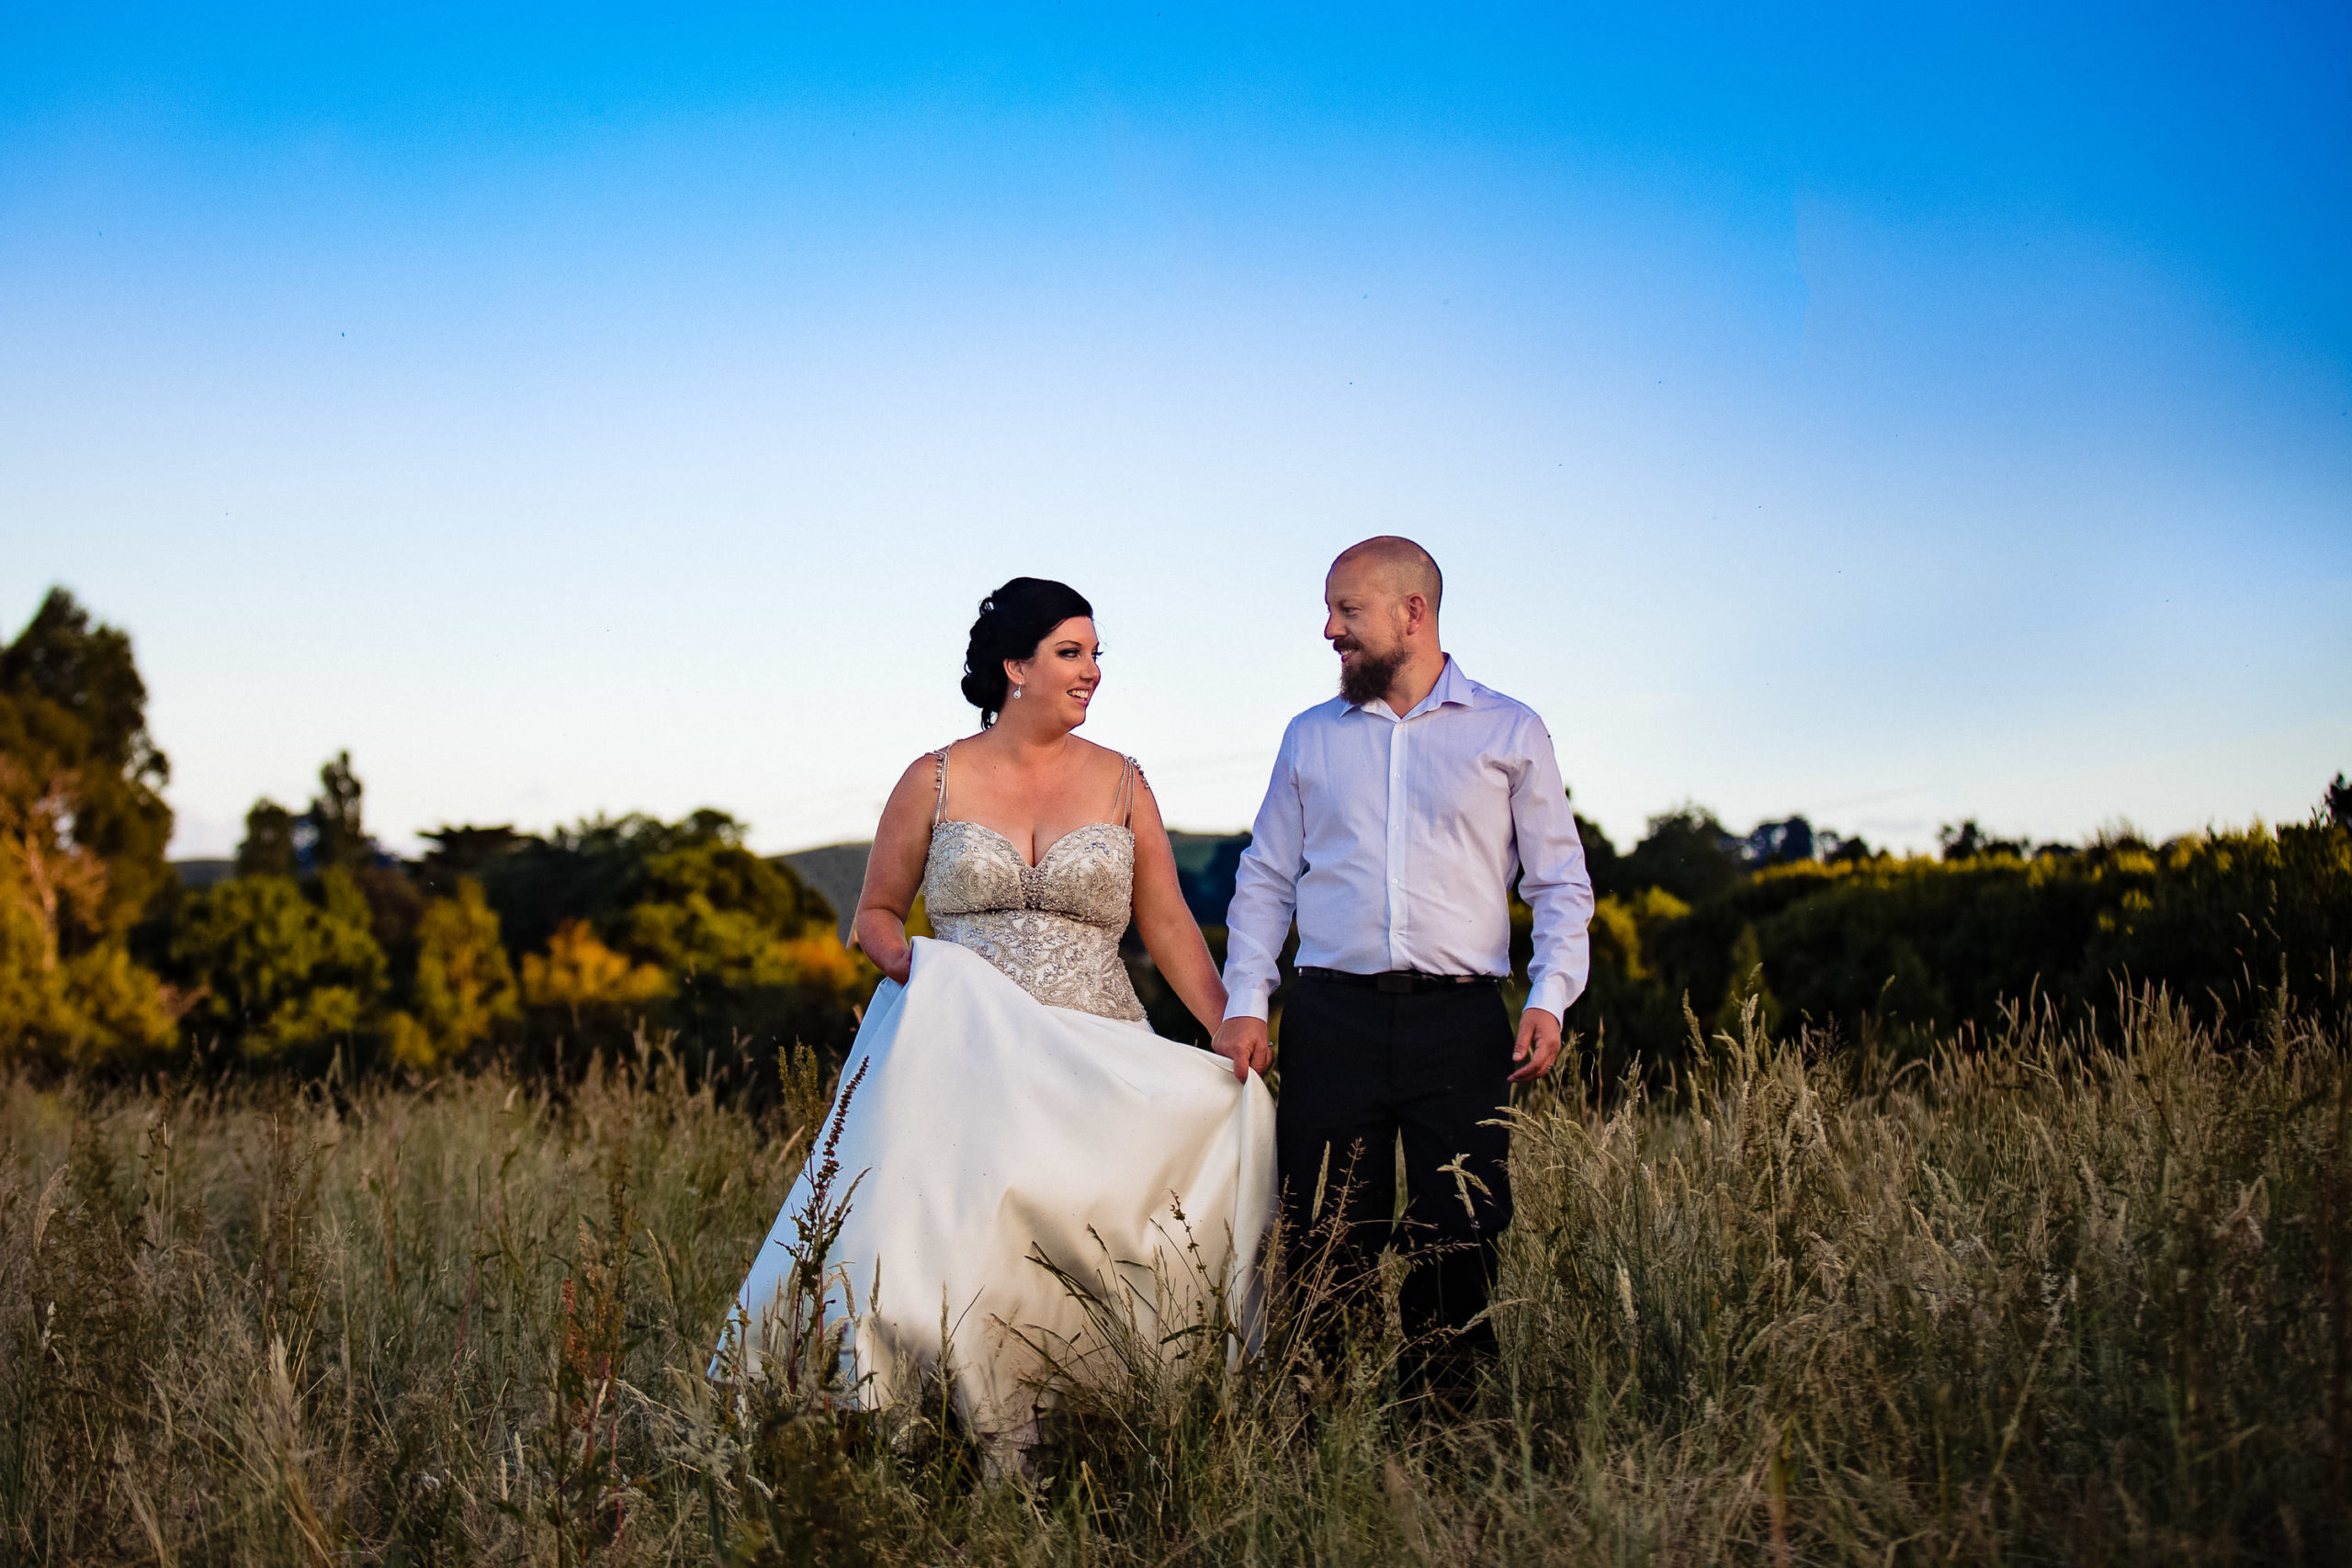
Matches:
[921,747,1148,1023]
[923,823,1146,1021]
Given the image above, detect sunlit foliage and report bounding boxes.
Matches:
[523,919,674,1012]
[387,877,521,1069]
[1539,819,2352,1073]
[170,871,389,1058]
[0,592,185,1064]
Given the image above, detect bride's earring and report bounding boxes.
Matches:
[1012,684,1023,700]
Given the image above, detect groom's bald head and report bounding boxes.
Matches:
[1325,536,1444,705]
[1329,536,1442,617]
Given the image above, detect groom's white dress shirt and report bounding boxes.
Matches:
[1221,656,1596,1023]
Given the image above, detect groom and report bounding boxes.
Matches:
[1211,536,1594,1382]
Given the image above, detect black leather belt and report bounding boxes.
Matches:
[1297,967,1501,995]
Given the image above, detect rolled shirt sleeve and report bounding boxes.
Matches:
[1510,716,1595,1019]
[1220,719,1306,1021]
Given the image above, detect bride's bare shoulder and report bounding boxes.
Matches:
[1065,736,1135,776]
[897,734,985,775]
[885,734,990,804]
[885,747,945,804]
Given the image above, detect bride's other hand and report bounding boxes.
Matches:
[1210,1016,1271,1082]
[854,751,951,987]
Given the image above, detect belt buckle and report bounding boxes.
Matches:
[1375,972,1415,995]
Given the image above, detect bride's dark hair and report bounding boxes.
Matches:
[961,577,1094,727]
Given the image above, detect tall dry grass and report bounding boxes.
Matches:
[2,996,2344,1565]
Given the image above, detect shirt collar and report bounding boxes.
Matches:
[1356,654,1476,721]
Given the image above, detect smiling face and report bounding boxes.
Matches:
[1323,560,1414,705]
[1002,615,1102,730]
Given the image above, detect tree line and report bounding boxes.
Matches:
[0,590,872,1077]
[4,588,2346,1077]
[1531,796,2351,1081]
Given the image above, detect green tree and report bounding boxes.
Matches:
[0,588,175,936]
[1620,805,1746,905]
[235,751,378,878]
[170,870,387,1058]
[1593,823,2352,1066]
[310,750,370,872]
[454,808,865,1062]
[618,832,836,987]
[234,752,422,964]
[235,798,300,878]
[415,824,533,898]
[0,761,185,1064]
[1572,809,1626,897]
[0,590,184,1063]
[386,878,519,1069]
[1938,818,2029,862]
[453,808,836,969]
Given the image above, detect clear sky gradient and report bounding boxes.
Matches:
[5,4,2347,860]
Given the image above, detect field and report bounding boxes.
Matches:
[3,993,2345,1566]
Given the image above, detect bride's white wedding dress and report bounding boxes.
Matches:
[716,751,1277,1444]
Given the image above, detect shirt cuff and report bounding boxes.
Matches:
[1222,984,1274,1022]
[1523,973,1573,1020]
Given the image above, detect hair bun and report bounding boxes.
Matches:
[961,578,1095,727]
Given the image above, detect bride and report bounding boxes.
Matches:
[717,576,1276,1453]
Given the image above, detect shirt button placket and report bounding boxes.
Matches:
[1387,720,1407,970]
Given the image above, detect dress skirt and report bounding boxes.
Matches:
[715,936,1277,1438]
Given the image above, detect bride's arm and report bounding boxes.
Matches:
[1126,773,1230,1036]
[852,755,942,986]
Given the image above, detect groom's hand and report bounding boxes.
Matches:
[1211,1016,1272,1082]
[1510,1006,1564,1083]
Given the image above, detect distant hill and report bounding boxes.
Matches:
[778,831,1250,938]
[779,842,876,938]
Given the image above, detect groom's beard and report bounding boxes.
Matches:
[1335,639,1408,706]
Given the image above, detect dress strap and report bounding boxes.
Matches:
[933,745,952,826]
[1115,755,1143,828]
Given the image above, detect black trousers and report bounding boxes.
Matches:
[1275,973,1515,1363]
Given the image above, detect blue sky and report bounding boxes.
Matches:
[5,3,2347,859]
